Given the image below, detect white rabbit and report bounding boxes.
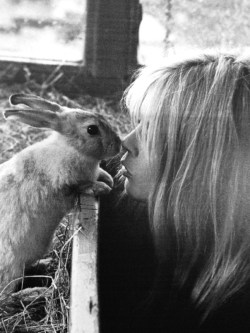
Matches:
[0,93,121,293]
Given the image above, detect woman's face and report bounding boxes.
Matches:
[121,126,153,201]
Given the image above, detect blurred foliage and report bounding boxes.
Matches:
[0,0,85,61]
[1,0,85,42]
[141,0,250,50]
[172,0,250,49]
[140,0,167,24]
[3,0,249,62]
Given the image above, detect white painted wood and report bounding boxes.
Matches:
[69,194,99,333]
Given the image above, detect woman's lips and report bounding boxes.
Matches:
[121,166,132,178]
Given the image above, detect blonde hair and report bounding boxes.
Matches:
[123,51,250,318]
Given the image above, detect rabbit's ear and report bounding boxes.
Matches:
[9,94,62,113]
[4,108,61,130]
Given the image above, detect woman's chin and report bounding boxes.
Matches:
[124,178,148,202]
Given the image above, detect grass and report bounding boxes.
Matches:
[0,218,71,332]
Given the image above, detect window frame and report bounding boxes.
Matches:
[0,0,142,96]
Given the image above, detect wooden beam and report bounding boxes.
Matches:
[69,194,99,333]
[84,0,142,94]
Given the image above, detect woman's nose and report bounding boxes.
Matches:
[122,129,139,157]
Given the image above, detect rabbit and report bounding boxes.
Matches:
[0,93,121,294]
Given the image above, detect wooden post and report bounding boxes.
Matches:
[69,194,99,333]
[84,0,142,95]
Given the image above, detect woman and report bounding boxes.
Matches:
[99,51,250,332]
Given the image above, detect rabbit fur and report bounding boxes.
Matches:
[0,94,121,293]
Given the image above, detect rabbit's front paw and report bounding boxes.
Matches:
[78,181,112,196]
[91,181,112,196]
[97,168,114,188]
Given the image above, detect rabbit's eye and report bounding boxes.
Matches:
[87,125,99,135]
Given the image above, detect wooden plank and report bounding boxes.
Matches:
[69,194,99,333]
[84,0,141,95]
[85,0,141,78]
[0,55,82,67]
